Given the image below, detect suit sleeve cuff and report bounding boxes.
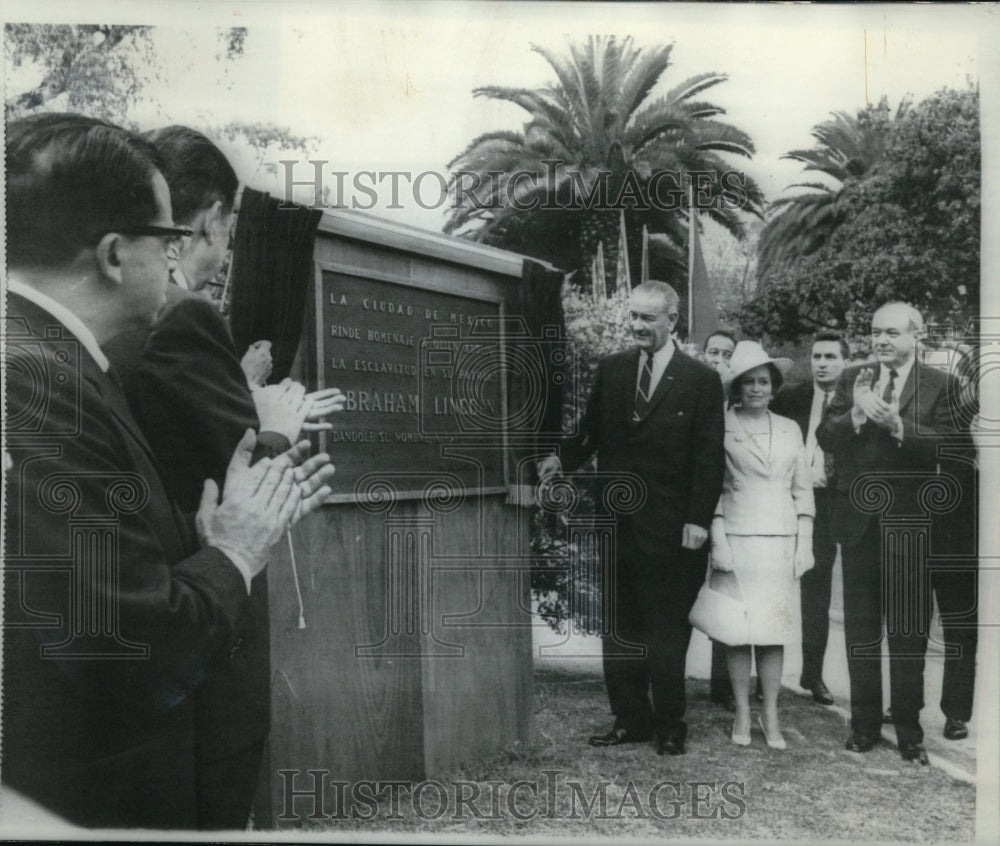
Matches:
[209,545,256,594]
[255,430,292,460]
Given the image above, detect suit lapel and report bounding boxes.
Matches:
[729,408,770,466]
[86,367,193,560]
[9,294,193,558]
[896,365,916,414]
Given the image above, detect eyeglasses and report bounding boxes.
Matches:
[120,224,194,261]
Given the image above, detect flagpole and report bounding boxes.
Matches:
[595,241,606,302]
[641,224,649,283]
[618,209,631,292]
[687,181,695,340]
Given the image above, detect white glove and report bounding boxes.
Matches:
[793,516,815,578]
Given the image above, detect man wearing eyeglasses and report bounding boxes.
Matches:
[3,113,334,828]
[102,125,343,830]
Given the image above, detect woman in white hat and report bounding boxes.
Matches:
[710,341,815,748]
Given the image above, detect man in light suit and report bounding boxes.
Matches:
[817,302,963,764]
[538,281,725,755]
[2,113,333,827]
[771,330,848,706]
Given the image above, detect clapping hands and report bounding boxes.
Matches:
[196,430,336,578]
[251,379,347,440]
[196,430,302,577]
[252,378,313,442]
[300,387,347,431]
[852,368,900,432]
[241,340,273,388]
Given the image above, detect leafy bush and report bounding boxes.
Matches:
[530,283,633,632]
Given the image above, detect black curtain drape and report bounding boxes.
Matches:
[507,259,566,496]
[520,259,566,444]
[228,188,323,382]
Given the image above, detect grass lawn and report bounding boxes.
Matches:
[300,668,975,842]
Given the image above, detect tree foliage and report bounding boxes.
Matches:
[756,96,909,278]
[3,24,316,193]
[445,36,764,294]
[736,86,979,345]
[5,24,159,126]
[531,284,634,632]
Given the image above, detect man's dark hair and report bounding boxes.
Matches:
[728,362,784,406]
[703,329,737,352]
[145,125,238,224]
[6,113,163,269]
[813,330,849,360]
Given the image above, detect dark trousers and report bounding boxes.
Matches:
[841,517,930,745]
[196,738,266,830]
[708,542,732,699]
[800,487,837,684]
[710,639,732,699]
[602,532,701,737]
[932,566,977,721]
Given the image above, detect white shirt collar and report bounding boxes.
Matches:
[646,339,675,367]
[7,278,109,372]
[172,266,190,291]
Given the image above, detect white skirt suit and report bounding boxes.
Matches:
[715,408,815,644]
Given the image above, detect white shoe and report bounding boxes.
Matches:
[757,716,786,750]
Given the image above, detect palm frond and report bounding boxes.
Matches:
[618,43,674,118]
[662,71,729,106]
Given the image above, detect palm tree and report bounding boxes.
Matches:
[445,36,764,294]
[757,95,910,276]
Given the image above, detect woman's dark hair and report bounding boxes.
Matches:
[728,362,783,406]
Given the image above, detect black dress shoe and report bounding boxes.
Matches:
[656,733,685,756]
[899,742,929,765]
[802,678,834,705]
[944,718,969,740]
[844,733,878,753]
[588,727,650,747]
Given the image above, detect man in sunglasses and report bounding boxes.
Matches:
[3,113,334,828]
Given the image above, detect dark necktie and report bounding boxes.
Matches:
[820,389,834,479]
[634,353,653,420]
[881,368,898,404]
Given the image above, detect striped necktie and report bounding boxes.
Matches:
[634,353,653,420]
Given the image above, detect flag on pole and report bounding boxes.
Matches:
[687,185,720,343]
[640,224,649,283]
[593,241,607,302]
[590,253,602,303]
[615,209,631,293]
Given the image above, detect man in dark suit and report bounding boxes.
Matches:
[102,125,340,830]
[2,114,333,827]
[538,281,725,755]
[771,330,847,706]
[817,302,962,764]
[929,343,978,741]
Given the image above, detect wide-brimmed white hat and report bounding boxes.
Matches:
[723,340,793,387]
